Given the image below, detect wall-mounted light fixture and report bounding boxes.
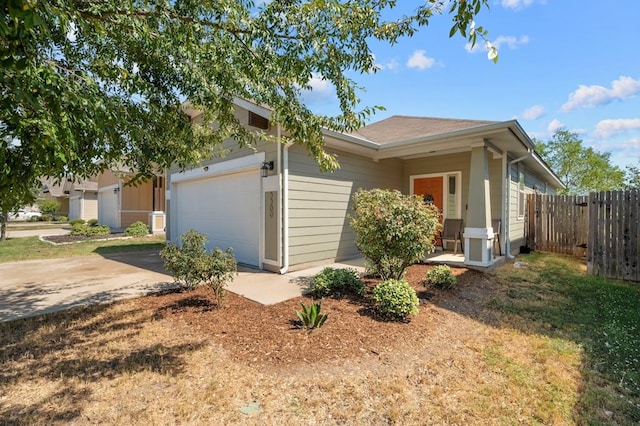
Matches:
[113,187,120,194]
[261,161,274,178]
[203,166,209,172]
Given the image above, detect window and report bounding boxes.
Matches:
[248,111,269,129]
[518,165,526,218]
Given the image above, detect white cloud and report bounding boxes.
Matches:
[372,54,400,72]
[593,118,640,139]
[465,35,529,53]
[407,50,436,70]
[300,74,335,105]
[501,0,535,10]
[520,104,546,120]
[547,118,565,134]
[561,76,640,112]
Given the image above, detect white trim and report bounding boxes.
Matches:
[170,153,265,184]
[98,183,119,192]
[517,163,526,219]
[409,171,462,219]
[463,227,495,267]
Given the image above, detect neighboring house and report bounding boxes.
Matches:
[96,168,166,232]
[167,100,563,272]
[41,177,98,220]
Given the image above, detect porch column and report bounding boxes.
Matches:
[463,143,494,267]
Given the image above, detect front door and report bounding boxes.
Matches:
[414,176,444,217]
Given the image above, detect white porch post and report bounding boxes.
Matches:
[463,143,495,267]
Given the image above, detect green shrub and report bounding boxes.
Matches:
[125,221,149,237]
[373,279,419,320]
[70,223,111,237]
[350,188,440,280]
[55,215,68,222]
[87,218,99,226]
[311,267,365,298]
[69,218,85,226]
[28,215,40,222]
[160,230,237,306]
[38,199,60,216]
[40,214,52,222]
[427,265,457,289]
[296,302,328,331]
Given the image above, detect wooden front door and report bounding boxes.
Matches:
[414,176,444,215]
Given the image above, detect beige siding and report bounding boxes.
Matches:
[287,145,403,268]
[82,193,98,221]
[121,212,150,228]
[98,169,119,188]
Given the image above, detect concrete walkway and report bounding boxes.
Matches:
[0,252,366,322]
[6,226,70,238]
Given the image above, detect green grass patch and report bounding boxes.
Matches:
[0,235,165,263]
[493,253,640,424]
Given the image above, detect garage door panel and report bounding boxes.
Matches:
[175,171,260,266]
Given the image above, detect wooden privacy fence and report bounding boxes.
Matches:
[526,194,589,258]
[527,191,640,283]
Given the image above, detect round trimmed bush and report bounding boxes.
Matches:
[87,218,99,226]
[125,221,150,237]
[69,218,85,226]
[311,267,365,298]
[70,223,111,237]
[373,279,419,320]
[427,265,457,289]
[55,215,68,222]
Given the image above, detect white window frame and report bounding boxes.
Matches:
[518,164,526,219]
[409,171,462,219]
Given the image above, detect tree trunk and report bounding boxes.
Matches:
[0,211,7,241]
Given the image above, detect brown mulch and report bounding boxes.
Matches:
[42,233,127,244]
[134,264,493,372]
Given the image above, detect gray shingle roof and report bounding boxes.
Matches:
[351,115,498,144]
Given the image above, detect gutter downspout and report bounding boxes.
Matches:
[505,149,532,258]
[279,134,293,275]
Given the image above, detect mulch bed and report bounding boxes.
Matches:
[42,233,127,244]
[134,264,491,372]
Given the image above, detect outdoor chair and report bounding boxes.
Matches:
[492,219,502,257]
[440,219,463,254]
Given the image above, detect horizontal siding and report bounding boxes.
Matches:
[287,145,402,268]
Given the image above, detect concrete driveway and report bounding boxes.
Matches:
[0,251,174,322]
[0,251,365,323]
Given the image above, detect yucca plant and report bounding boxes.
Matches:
[296,302,328,331]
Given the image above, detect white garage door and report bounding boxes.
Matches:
[69,197,81,220]
[98,190,119,228]
[175,170,260,266]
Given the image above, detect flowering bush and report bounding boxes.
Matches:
[350,188,440,280]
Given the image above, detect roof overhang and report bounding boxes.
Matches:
[324,119,565,189]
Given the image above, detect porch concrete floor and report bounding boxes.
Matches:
[423,250,506,271]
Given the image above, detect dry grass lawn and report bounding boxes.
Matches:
[1,253,638,424]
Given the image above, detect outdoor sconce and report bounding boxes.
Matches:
[261,161,274,178]
[203,166,209,172]
[113,187,120,194]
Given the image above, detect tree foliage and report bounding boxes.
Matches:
[1,0,493,219]
[350,188,440,280]
[624,163,640,190]
[535,129,626,195]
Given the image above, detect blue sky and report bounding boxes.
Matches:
[302,0,640,170]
